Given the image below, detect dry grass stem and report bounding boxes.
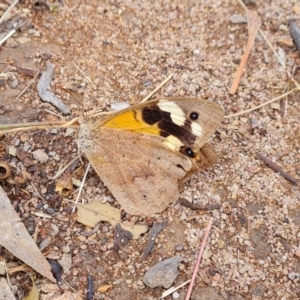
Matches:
[185,218,213,300]
[230,10,261,94]
[141,73,173,102]
[72,162,90,213]
[16,70,40,100]
[225,88,298,118]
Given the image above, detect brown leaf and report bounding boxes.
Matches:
[0,186,56,282]
[55,172,73,195]
[0,277,15,300]
[77,202,148,239]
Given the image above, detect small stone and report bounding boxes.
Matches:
[32,149,49,163]
[64,127,74,136]
[77,235,86,242]
[173,291,179,299]
[166,57,175,67]
[62,246,71,253]
[239,265,254,274]
[46,207,55,215]
[8,77,19,88]
[175,244,184,252]
[143,256,183,289]
[218,240,225,249]
[230,14,247,24]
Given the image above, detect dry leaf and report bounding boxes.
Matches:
[0,277,16,300]
[23,276,39,300]
[55,291,83,300]
[0,186,56,282]
[55,172,73,195]
[77,202,148,239]
[98,284,112,293]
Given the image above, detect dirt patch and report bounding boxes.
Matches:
[0,0,300,299]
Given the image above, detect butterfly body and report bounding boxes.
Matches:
[78,97,223,216]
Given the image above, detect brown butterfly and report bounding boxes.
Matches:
[77,97,223,216]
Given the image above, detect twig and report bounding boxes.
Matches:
[52,156,80,180]
[225,88,297,118]
[230,10,261,94]
[180,199,220,211]
[184,218,213,300]
[141,73,173,103]
[237,0,300,90]
[0,0,19,24]
[267,149,290,161]
[160,280,191,299]
[72,162,90,213]
[256,153,298,186]
[73,62,92,84]
[0,117,79,136]
[29,179,45,201]
[16,70,40,99]
[0,29,16,46]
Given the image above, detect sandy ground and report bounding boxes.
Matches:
[0,0,300,299]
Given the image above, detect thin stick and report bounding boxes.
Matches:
[52,155,80,180]
[0,72,14,78]
[184,218,213,300]
[230,10,261,94]
[16,70,40,99]
[73,62,92,84]
[161,280,191,299]
[224,88,297,118]
[141,73,173,103]
[237,0,300,90]
[0,0,19,24]
[0,117,79,136]
[72,162,90,213]
[29,179,45,201]
[0,29,16,46]
[256,153,298,186]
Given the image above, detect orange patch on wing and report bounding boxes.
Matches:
[102,110,161,135]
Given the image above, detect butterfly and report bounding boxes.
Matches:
[77,97,224,216]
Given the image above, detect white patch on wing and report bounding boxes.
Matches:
[158,100,185,126]
[191,122,202,137]
[163,135,183,151]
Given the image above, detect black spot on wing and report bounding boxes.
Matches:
[158,120,196,145]
[142,104,197,146]
[142,105,171,125]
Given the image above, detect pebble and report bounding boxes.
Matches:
[143,256,183,289]
[175,244,184,252]
[47,207,55,215]
[32,149,49,163]
[62,245,71,253]
[8,77,19,88]
[230,14,247,24]
[77,235,86,242]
